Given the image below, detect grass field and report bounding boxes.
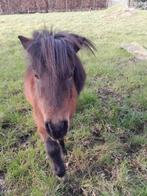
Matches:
[0,6,147,196]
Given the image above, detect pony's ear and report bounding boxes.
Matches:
[69,34,96,54]
[18,35,32,50]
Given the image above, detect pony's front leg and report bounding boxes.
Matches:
[33,106,66,177]
[58,139,67,155]
[37,127,66,178]
[45,137,65,177]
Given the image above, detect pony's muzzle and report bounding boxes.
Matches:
[45,120,68,139]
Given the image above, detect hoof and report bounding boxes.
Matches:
[62,148,67,155]
[55,166,65,178]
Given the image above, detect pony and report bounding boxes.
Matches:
[18,29,95,177]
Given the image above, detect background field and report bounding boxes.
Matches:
[0,6,147,196]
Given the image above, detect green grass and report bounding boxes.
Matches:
[0,6,147,195]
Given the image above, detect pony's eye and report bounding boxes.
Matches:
[68,76,73,81]
[67,76,73,89]
[34,73,39,79]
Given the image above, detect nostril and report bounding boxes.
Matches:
[60,121,64,130]
[45,122,48,129]
[61,120,68,130]
[45,121,52,136]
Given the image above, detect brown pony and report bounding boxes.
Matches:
[18,29,95,177]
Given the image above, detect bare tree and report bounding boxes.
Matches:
[0,0,108,14]
[44,0,49,12]
[7,0,10,13]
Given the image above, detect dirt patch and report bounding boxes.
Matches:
[83,128,105,149]
[19,134,30,144]
[91,128,105,143]
[57,177,83,196]
[131,121,145,135]
[5,129,34,152]
[0,170,5,194]
[11,89,21,96]
[67,150,113,182]
[130,159,146,175]
[123,143,141,156]
[119,132,130,143]
[92,127,101,137]
[121,42,147,60]
[13,130,35,150]
[116,57,140,69]
[8,134,30,152]
[65,160,113,195]
[16,107,31,114]
[97,88,123,105]
[105,8,136,20]
[90,164,113,181]
[129,146,147,176]
[1,120,14,129]
[111,152,125,165]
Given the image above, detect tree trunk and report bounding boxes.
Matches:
[65,0,68,11]
[44,0,49,12]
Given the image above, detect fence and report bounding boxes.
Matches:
[0,0,107,14]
